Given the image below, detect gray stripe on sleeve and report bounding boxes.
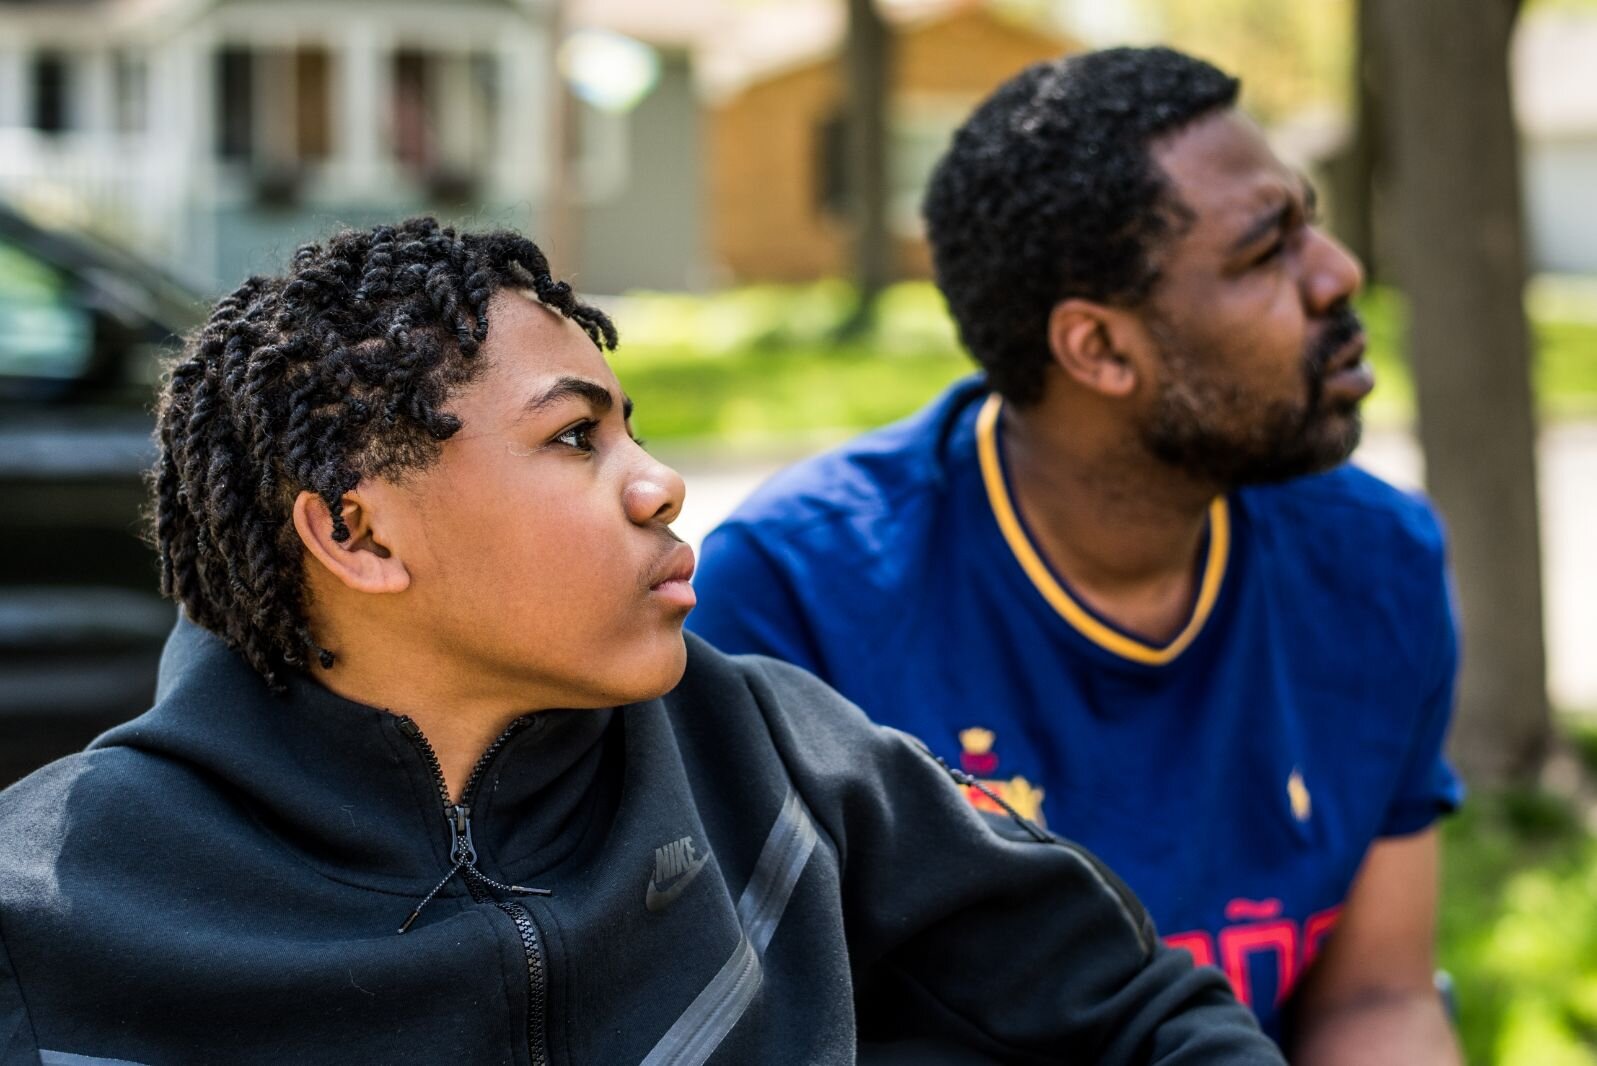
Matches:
[40,1052,150,1066]
[639,789,820,1066]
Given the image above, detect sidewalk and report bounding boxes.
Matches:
[669,423,1597,713]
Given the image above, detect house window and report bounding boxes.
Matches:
[216,48,254,160]
[215,46,334,166]
[815,108,849,220]
[31,52,71,134]
[295,47,332,161]
[391,49,499,182]
[392,50,432,169]
[888,107,964,236]
[812,98,969,234]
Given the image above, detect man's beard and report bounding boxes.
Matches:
[1138,306,1366,487]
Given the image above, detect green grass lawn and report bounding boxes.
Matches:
[1442,772,1597,1064]
[609,281,969,449]
[609,280,1597,450]
[1445,718,1597,1066]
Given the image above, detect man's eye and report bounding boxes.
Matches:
[1253,239,1285,266]
[555,421,596,451]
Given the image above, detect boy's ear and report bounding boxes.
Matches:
[292,489,411,595]
[1047,299,1140,399]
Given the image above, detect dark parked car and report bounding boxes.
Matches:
[0,203,203,787]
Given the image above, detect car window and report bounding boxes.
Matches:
[0,237,94,382]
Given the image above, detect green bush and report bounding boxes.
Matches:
[1442,786,1597,1065]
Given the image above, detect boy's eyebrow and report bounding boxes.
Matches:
[520,376,615,418]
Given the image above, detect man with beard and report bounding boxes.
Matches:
[688,47,1464,1062]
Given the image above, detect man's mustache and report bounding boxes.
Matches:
[1307,306,1365,373]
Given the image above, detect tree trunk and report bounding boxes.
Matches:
[1372,0,1549,785]
[839,0,891,337]
[1326,0,1378,277]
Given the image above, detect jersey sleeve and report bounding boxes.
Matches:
[743,656,1287,1065]
[1379,526,1466,838]
[687,522,826,675]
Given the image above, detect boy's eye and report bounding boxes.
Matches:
[555,421,596,451]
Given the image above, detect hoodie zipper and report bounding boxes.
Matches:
[395,715,552,1066]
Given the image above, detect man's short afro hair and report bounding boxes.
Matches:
[922,46,1239,406]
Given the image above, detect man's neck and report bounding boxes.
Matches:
[1001,399,1222,645]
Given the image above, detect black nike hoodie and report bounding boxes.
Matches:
[0,619,1282,1065]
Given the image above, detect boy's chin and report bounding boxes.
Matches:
[636,632,691,700]
[582,632,689,708]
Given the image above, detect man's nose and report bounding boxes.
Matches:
[1303,228,1365,316]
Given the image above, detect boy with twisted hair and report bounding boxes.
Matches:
[0,219,1281,1065]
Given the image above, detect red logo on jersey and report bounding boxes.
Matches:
[1166,901,1343,1007]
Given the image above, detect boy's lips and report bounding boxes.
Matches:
[647,543,697,609]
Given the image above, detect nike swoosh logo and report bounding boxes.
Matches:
[646,849,712,912]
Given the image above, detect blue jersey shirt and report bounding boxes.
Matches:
[688,378,1464,1042]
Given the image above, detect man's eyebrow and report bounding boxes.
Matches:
[1229,200,1291,255]
[520,376,616,418]
[1228,176,1317,256]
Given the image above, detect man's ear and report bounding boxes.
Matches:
[292,489,411,595]
[1046,299,1139,399]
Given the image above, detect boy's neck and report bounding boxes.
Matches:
[312,655,532,804]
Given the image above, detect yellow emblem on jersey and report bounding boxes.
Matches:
[959,727,996,759]
[1287,768,1312,823]
[958,728,1047,827]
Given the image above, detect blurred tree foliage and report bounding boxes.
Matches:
[1441,774,1597,1066]
[1134,0,1353,124]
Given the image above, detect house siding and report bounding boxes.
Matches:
[709,8,1075,284]
[578,53,707,293]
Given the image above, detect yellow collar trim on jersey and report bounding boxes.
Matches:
[975,392,1230,666]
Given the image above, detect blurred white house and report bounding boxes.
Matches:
[0,0,708,293]
[1515,11,1597,277]
[2,0,1592,297]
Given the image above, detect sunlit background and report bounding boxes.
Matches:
[1,1,1595,1061]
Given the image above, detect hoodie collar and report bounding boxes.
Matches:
[96,615,616,893]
